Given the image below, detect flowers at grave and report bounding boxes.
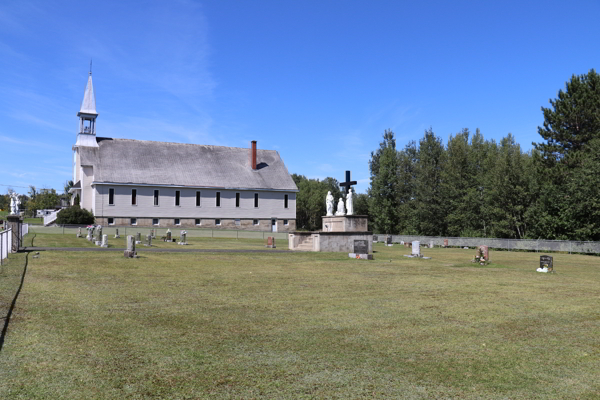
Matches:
[471,247,489,266]
[86,225,95,234]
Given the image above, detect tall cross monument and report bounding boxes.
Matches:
[339,170,357,196]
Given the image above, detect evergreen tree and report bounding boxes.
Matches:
[414,128,446,236]
[368,130,400,234]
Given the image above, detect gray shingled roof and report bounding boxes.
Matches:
[80,138,298,191]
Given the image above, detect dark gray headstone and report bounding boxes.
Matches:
[386,236,392,245]
[540,255,553,269]
[354,239,368,254]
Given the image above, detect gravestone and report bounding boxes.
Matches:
[353,239,368,254]
[77,227,82,238]
[412,241,420,256]
[373,234,378,243]
[539,255,553,272]
[145,234,152,247]
[97,226,103,242]
[151,229,156,239]
[124,235,137,258]
[430,240,434,249]
[478,245,489,261]
[86,229,92,241]
[386,236,393,246]
[136,232,142,244]
[101,234,108,248]
[114,228,120,239]
[265,236,276,248]
[443,239,448,247]
[348,239,373,260]
[178,230,188,245]
[166,229,172,242]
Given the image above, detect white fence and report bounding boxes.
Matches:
[0,228,12,265]
[43,210,60,226]
[0,223,29,265]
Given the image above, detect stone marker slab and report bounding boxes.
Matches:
[412,241,420,256]
[540,255,553,272]
[478,245,489,261]
[443,239,448,247]
[353,239,368,255]
[348,253,373,260]
[265,236,276,248]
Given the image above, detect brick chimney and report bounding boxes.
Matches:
[250,140,257,170]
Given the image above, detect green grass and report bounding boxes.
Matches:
[0,239,598,399]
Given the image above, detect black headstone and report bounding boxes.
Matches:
[354,240,368,254]
[540,255,553,269]
[386,236,392,245]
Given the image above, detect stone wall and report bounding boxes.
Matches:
[95,217,296,232]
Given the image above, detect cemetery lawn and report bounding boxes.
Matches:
[0,244,598,399]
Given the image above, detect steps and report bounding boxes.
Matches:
[295,236,314,251]
[43,209,61,226]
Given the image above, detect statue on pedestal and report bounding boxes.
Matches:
[346,189,354,216]
[335,198,346,216]
[9,192,20,215]
[325,191,334,216]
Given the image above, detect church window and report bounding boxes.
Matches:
[253,219,259,225]
[174,218,180,225]
[131,218,137,225]
[254,193,259,208]
[284,194,288,208]
[154,190,159,206]
[175,190,181,206]
[215,218,221,225]
[235,219,241,226]
[109,188,115,205]
[196,191,201,207]
[195,218,201,225]
[236,193,240,207]
[131,189,137,205]
[216,192,221,207]
[152,218,159,225]
[108,217,114,225]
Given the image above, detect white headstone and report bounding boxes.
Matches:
[101,234,108,247]
[412,241,420,256]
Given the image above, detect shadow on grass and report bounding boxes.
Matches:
[0,248,31,353]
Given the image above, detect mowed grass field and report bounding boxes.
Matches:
[0,238,598,399]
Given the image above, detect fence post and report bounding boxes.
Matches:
[62,225,65,235]
[236,230,239,239]
[570,241,572,255]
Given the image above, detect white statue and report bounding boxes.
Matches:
[335,198,346,216]
[345,189,354,216]
[9,192,20,215]
[325,191,334,216]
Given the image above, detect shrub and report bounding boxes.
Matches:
[55,206,95,225]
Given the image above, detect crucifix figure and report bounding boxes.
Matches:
[339,170,357,196]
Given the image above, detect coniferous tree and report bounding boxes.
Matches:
[368,130,400,234]
[414,128,446,236]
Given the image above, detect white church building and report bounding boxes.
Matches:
[70,72,298,232]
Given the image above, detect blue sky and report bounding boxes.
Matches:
[1,0,598,195]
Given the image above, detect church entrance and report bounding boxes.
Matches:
[271,219,277,232]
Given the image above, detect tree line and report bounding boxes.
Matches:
[367,70,600,241]
[294,69,600,241]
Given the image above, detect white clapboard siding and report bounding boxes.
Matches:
[94,185,296,219]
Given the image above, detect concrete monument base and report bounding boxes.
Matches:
[6,215,23,253]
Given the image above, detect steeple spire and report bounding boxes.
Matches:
[76,67,99,144]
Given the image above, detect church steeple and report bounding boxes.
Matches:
[75,66,99,147]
